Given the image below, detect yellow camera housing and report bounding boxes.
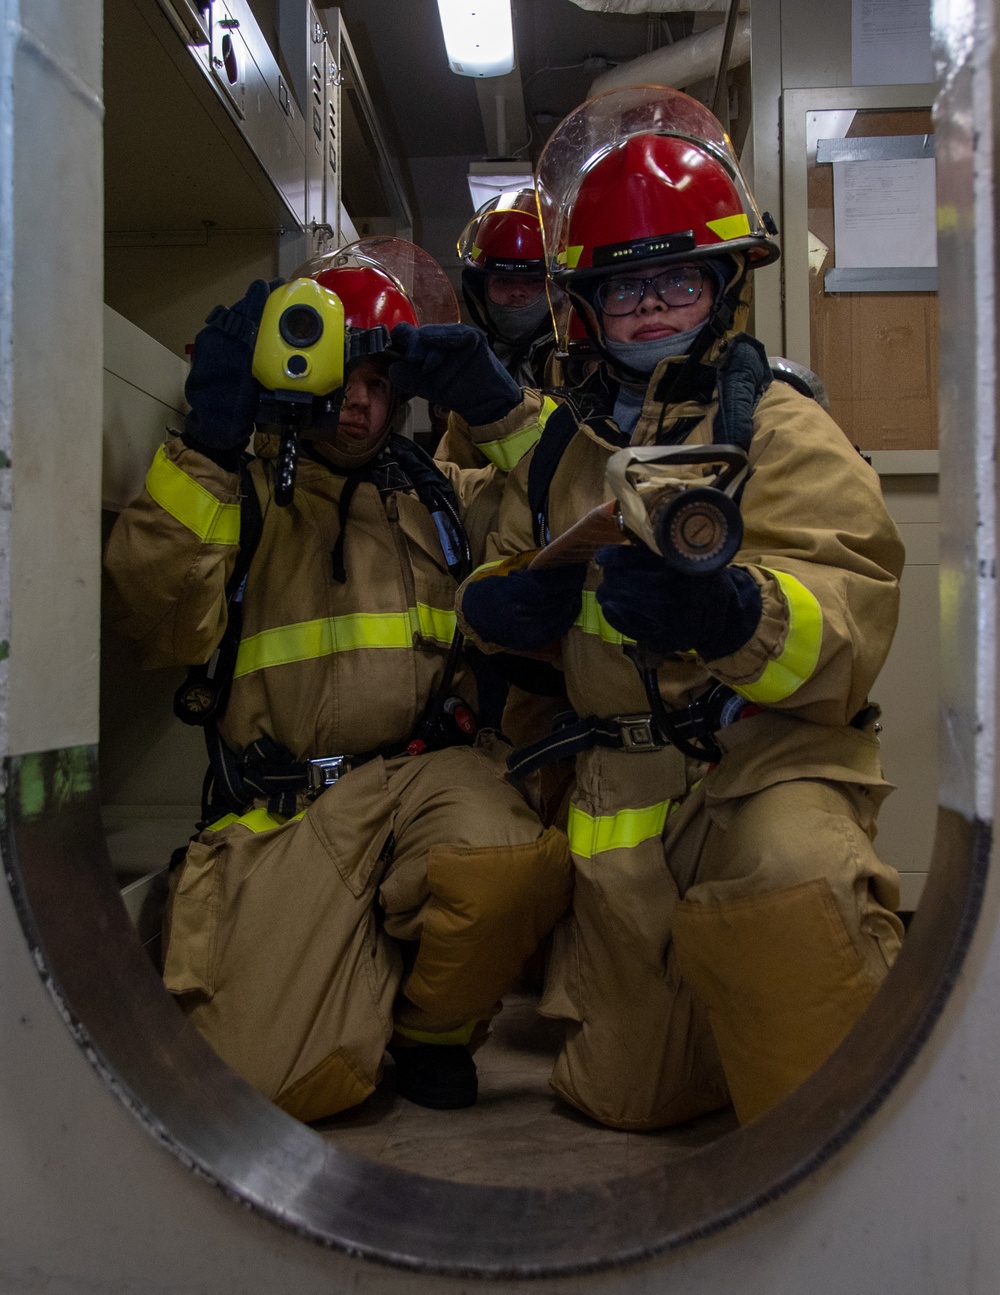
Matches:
[251,278,346,396]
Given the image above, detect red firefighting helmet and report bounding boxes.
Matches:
[536,86,778,352]
[312,264,417,331]
[562,133,776,276]
[459,189,546,273]
[299,237,460,328]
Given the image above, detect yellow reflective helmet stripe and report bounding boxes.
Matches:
[233,603,457,679]
[558,245,584,269]
[568,800,675,860]
[706,212,752,241]
[204,806,306,834]
[145,445,241,545]
[733,568,823,704]
[573,589,636,646]
[477,395,559,471]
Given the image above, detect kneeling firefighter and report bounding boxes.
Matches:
[454,87,906,1128]
[104,242,570,1118]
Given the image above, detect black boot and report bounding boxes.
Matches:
[389,1043,478,1110]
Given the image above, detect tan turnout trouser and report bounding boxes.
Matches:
[163,737,571,1122]
[543,737,904,1129]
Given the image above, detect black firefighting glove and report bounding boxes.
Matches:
[595,543,762,660]
[183,278,283,465]
[388,322,522,426]
[461,563,588,653]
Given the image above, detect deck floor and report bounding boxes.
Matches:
[314,993,738,1188]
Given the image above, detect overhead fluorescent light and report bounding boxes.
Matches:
[437,0,515,78]
[467,161,533,210]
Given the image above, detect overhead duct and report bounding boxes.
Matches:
[569,0,736,13]
[588,13,751,96]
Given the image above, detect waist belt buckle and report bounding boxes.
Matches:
[307,755,352,797]
[615,713,662,753]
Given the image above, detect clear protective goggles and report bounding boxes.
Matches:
[595,265,706,317]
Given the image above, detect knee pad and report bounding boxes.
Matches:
[404,826,571,1025]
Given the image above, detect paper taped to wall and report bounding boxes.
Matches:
[833,157,937,269]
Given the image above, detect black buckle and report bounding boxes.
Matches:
[306,755,352,798]
[613,714,663,753]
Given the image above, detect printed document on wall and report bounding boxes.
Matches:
[852,0,933,85]
[833,158,937,268]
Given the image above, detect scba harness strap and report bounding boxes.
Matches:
[528,332,777,547]
[514,335,806,771]
[174,436,475,820]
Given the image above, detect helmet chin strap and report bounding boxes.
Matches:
[310,393,406,473]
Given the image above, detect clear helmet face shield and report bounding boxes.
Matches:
[294,236,460,327]
[535,85,778,354]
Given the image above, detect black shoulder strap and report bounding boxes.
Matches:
[711,333,773,453]
[387,434,473,580]
[173,457,264,727]
[527,399,581,547]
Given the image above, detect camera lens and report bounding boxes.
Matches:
[279,304,323,348]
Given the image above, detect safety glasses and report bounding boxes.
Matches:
[596,266,705,316]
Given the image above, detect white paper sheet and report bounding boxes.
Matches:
[852,0,933,85]
[833,157,937,268]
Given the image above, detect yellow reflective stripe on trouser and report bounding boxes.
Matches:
[394,1021,478,1047]
[204,806,306,834]
[233,603,457,678]
[573,589,636,646]
[568,801,675,860]
[732,568,823,705]
[477,396,559,471]
[145,444,241,545]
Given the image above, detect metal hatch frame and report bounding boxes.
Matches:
[2,0,995,1280]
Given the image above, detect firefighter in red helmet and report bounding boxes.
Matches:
[455,87,906,1129]
[460,190,555,388]
[432,190,560,471]
[105,240,570,1121]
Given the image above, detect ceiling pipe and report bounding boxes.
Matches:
[588,13,750,96]
[569,0,736,13]
[710,0,741,124]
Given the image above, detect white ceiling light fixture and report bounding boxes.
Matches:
[467,161,533,210]
[437,0,515,78]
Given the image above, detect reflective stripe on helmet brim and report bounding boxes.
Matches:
[706,212,752,241]
[233,603,457,679]
[573,589,636,646]
[568,799,676,860]
[477,395,559,471]
[145,445,242,545]
[732,568,823,704]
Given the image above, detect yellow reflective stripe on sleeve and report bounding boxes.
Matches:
[477,395,559,471]
[573,589,636,646]
[233,603,457,678]
[468,558,504,581]
[204,806,306,834]
[733,568,823,705]
[145,445,241,545]
[568,800,675,860]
